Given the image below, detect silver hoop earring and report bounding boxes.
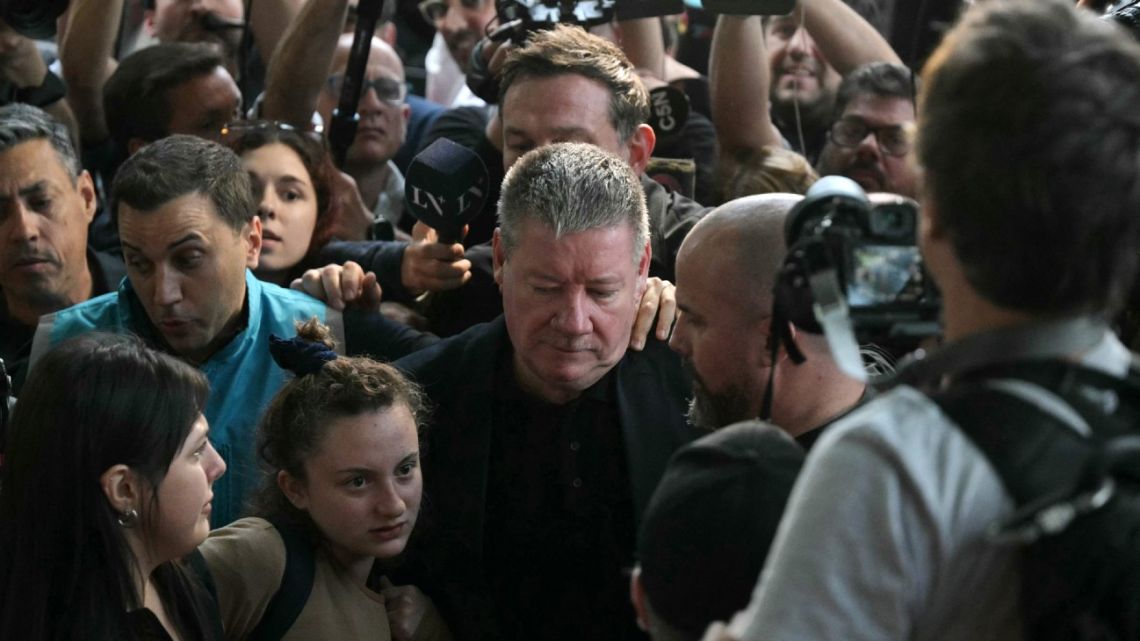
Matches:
[117,508,139,528]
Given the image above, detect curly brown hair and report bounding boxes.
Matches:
[252,319,427,534]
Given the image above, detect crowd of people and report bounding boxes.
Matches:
[1,0,1139,640]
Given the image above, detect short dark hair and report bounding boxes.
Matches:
[499,24,650,142]
[918,0,1140,315]
[0,333,209,640]
[103,42,226,148]
[112,134,256,232]
[832,61,917,122]
[0,103,80,177]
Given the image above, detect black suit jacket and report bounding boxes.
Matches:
[394,316,697,640]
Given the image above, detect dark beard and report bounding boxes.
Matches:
[683,360,756,431]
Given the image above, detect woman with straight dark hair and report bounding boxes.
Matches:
[0,333,227,641]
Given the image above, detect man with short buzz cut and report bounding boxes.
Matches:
[31,135,431,526]
[709,2,1140,639]
[669,193,867,444]
[395,142,695,641]
[0,103,124,394]
[816,61,918,198]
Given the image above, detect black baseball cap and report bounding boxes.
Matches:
[637,420,805,637]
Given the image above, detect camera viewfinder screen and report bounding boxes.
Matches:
[848,245,922,307]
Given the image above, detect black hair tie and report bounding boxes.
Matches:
[268,334,338,377]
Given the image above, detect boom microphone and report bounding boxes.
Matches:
[404,138,489,245]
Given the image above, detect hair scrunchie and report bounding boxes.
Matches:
[268,334,338,377]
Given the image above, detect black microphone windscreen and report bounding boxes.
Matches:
[647,86,690,140]
[404,138,489,243]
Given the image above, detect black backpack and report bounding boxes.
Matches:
[932,360,1140,641]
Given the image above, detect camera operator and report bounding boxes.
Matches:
[702,1,1140,639]
[669,193,878,444]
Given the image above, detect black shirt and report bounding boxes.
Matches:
[482,348,643,641]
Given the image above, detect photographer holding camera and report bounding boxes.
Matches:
[703,1,1140,640]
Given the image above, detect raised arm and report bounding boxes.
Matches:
[260,0,350,126]
[248,0,306,69]
[800,0,901,74]
[709,15,781,154]
[58,0,122,145]
[617,17,668,82]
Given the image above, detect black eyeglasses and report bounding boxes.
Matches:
[828,117,913,157]
[323,74,408,105]
[417,0,486,24]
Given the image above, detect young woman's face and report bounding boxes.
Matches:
[148,415,226,563]
[243,143,320,275]
[289,405,422,565]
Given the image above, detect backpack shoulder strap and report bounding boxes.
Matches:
[246,517,318,641]
[933,383,1094,507]
[183,549,227,641]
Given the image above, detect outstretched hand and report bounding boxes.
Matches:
[290,261,383,314]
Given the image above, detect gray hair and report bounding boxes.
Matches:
[497,142,649,262]
[0,103,81,177]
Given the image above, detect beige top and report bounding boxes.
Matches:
[200,517,391,641]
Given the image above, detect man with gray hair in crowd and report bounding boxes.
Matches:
[395,142,695,641]
[0,103,124,393]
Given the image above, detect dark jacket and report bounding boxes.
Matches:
[394,316,697,640]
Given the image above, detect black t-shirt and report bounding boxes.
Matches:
[483,348,643,641]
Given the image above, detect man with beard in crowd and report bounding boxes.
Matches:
[816,62,918,198]
[669,193,868,446]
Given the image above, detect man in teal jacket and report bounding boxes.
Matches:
[31,135,431,525]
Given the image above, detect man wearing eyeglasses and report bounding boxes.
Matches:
[816,62,918,198]
[420,0,496,107]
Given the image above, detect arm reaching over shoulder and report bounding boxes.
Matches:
[630,277,677,351]
[291,261,383,314]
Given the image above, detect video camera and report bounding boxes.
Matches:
[772,176,940,378]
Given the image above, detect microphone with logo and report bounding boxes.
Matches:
[404,138,490,245]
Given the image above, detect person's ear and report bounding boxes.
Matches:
[277,470,310,511]
[244,217,263,268]
[77,170,98,225]
[635,240,652,297]
[100,464,142,518]
[143,10,157,37]
[626,124,656,175]
[492,228,506,289]
[629,566,651,632]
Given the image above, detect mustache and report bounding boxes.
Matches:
[6,247,59,268]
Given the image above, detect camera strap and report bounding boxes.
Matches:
[883,315,1112,394]
[809,267,868,383]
